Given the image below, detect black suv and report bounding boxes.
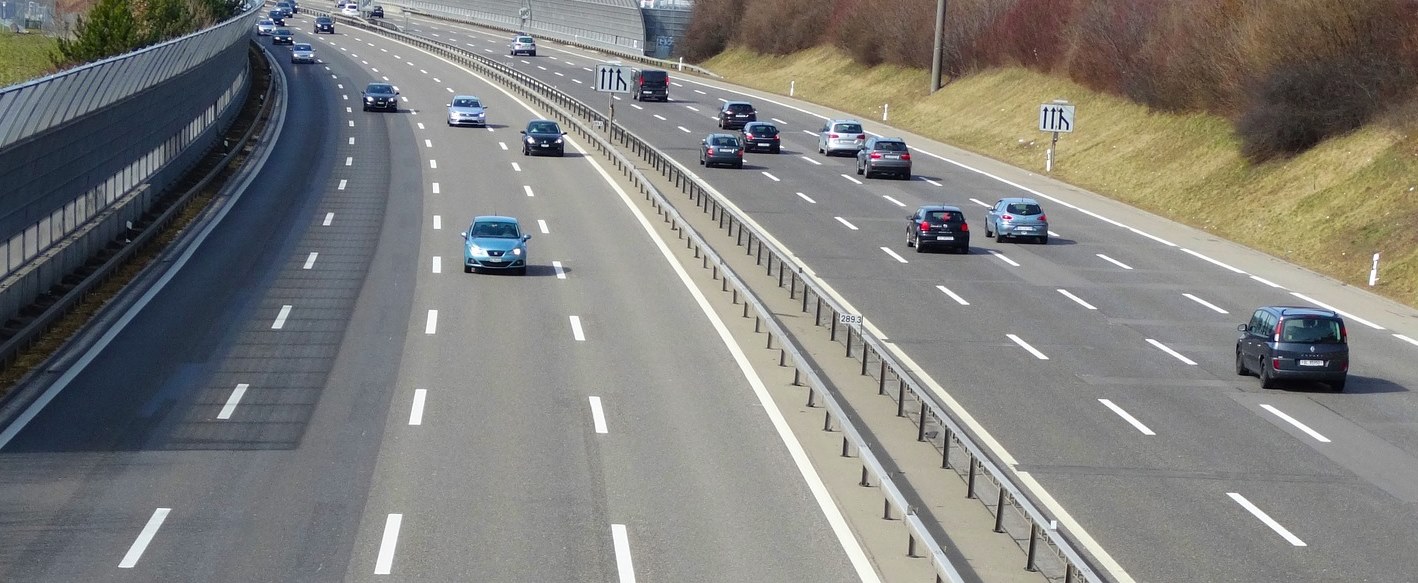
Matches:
[1236,306,1349,391]
[314,16,335,33]
[631,68,669,102]
[906,205,969,254]
[717,101,756,130]
[361,83,399,112]
[521,119,565,156]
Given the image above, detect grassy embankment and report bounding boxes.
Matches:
[703,45,1418,305]
[0,31,58,87]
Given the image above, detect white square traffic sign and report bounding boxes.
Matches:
[1039,103,1075,133]
[596,64,631,94]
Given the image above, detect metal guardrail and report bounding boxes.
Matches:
[376,1,720,77]
[337,17,1103,583]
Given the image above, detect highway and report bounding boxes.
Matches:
[389,13,1418,583]
[0,11,871,582]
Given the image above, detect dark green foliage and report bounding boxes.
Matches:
[53,0,141,66]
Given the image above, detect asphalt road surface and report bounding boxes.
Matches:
[0,12,873,582]
[390,13,1418,583]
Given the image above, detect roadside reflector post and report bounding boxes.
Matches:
[1370,252,1380,286]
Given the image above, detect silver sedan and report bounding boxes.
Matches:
[446,95,488,127]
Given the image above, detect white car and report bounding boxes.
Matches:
[340,3,359,16]
[256,19,276,35]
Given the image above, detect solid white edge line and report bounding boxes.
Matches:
[1249,274,1284,288]
[1226,493,1306,547]
[1145,338,1197,365]
[1095,253,1133,270]
[272,305,292,329]
[796,192,816,203]
[834,217,858,231]
[1006,333,1049,360]
[374,513,403,574]
[1289,292,1384,330]
[569,315,585,341]
[303,252,318,269]
[577,128,881,583]
[589,396,608,434]
[118,507,171,568]
[1056,289,1097,310]
[425,309,438,334]
[1395,333,1418,347]
[936,285,969,306]
[659,68,1141,583]
[1181,248,1245,274]
[611,524,637,582]
[1182,293,1229,314]
[409,389,427,425]
[1259,404,1330,443]
[1098,399,1155,435]
[880,246,908,263]
[552,260,566,279]
[217,383,249,420]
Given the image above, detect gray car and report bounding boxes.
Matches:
[510,35,536,56]
[818,119,865,156]
[985,197,1049,244]
[699,133,744,168]
[446,95,487,127]
[1236,306,1348,391]
[462,216,530,275]
[857,137,912,179]
[290,43,316,63]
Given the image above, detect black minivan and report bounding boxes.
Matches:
[631,69,669,102]
[1236,306,1349,391]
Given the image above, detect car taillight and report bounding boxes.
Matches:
[1339,323,1347,342]
[1039,213,1047,222]
[900,153,911,160]
[1002,214,1014,220]
[829,133,840,139]
[706,147,714,155]
[856,134,865,140]
[745,133,754,139]
[919,221,930,231]
[960,222,969,232]
[737,149,743,157]
[1272,357,1283,370]
[772,135,779,140]
[870,152,883,159]
[1273,319,1284,342]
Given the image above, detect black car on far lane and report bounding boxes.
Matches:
[370,5,384,17]
[314,16,335,33]
[268,10,285,25]
[272,27,294,45]
[717,101,756,130]
[906,205,970,254]
[361,83,399,112]
[521,119,565,156]
[739,121,780,154]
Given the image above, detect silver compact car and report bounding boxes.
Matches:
[291,43,316,64]
[462,216,530,275]
[510,35,536,56]
[857,137,912,179]
[446,95,487,127]
[818,119,864,156]
[256,19,275,35]
[985,197,1049,244]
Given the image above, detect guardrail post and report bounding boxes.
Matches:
[756,240,763,265]
[731,288,738,304]
[793,367,801,386]
[830,314,838,340]
[917,401,928,441]
[841,436,851,457]
[778,260,785,287]
[878,361,887,394]
[802,284,810,313]
[994,486,1008,533]
[823,409,832,431]
[908,532,919,558]
[941,427,952,468]
[1026,523,1040,571]
[807,386,817,407]
[845,325,854,357]
[815,297,822,326]
[766,331,774,349]
[788,270,797,299]
[897,380,907,417]
[860,343,869,375]
[967,456,979,499]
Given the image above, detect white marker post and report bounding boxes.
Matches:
[789,80,795,97]
[1370,252,1381,286]
[882,103,889,121]
[1038,99,1076,172]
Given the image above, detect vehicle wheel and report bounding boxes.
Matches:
[771,145,780,154]
[984,224,993,238]
[362,105,369,112]
[902,171,911,180]
[522,145,529,156]
[698,155,704,166]
[556,151,564,157]
[856,163,864,175]
[906,231,915,248]
[530,51,536,57]
[464,265,473,273]
[865,168,875,179]
[1235,350,1249,376]
[1260,359,1280,389]
[1330,379,1346,392]
[817,145,824,154]
[516,266,528,275]
[956,245,969,254]
[914,240,925,253]
[1039,235,1049,245]
[734,161,743,169]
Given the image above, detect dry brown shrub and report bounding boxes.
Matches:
[680,0,745,61]
[734,0,827,55]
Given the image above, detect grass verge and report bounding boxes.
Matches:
[702,45,1418,305]
[0,31,58,87]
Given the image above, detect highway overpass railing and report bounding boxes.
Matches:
[0,5,264,338]
[335,15,1106,583]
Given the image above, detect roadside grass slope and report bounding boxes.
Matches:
[704,45,1418,304]
[0,32,59,87]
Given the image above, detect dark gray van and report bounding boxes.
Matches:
[1236,306,1349,391]
[631,69,669,102]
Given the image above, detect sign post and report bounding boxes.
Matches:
[1038,99,1075,172]
[596,62,631,131]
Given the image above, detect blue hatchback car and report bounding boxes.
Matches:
[462,216,530,274]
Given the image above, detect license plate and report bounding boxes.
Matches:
[1016,226,1034,231]
[723,149,737,153]
[936,236,954,241]
[1299,359,1325,367]
[886,154,899,159]
[757,142,771,147]
[540,144,549,148]
[736,114,748,118]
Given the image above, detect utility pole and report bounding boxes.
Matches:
[929,0,947,93]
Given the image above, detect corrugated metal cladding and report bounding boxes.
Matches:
[640,5,692,59]
[0,5,261,278]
